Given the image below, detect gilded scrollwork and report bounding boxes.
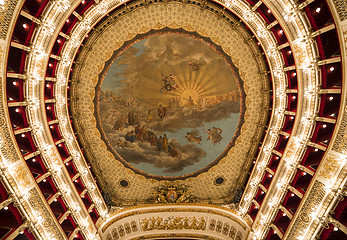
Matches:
[141,216,206,231]
[333,0,347,21]
[317,156,340,180]
[148,184,197,203]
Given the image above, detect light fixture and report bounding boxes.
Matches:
[316,7,321,13]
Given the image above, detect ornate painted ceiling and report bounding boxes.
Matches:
[0,0,346,240]
[70,0,271,206]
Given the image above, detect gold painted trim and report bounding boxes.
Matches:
[101,203,249,232]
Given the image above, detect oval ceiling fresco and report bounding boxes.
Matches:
[96,31,245,177]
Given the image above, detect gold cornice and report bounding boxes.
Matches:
[100,203,250,232]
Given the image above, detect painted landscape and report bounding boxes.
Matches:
[97,34,242,177]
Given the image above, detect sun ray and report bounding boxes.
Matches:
[173,67,188,92]
[191,67,207,90]
[194,65,225,95]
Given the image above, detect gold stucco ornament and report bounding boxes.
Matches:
[148,184,197,203]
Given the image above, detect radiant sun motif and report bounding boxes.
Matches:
[97,33,244,177]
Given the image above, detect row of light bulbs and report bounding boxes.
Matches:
[21,0,111,239]
[234,0,347,239]
[1,0,345,239]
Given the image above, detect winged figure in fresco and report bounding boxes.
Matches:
[160,74,178,93]
[187,61,203,71]
[185,130,202,144]
[203,127,223,146]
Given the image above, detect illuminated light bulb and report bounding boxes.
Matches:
[292,96,296,100]
[288,50,292,54]
[57,39,61,44]
[283,212,286,216]
[267,9,271,14]
[302,172,307,176]
[285,135,289,139]
[292,72,297,77]
[23,23,28,29]
[279,30,283,35]
[82,0,85,3]
[49,125,53,129]
[66,19,70,23]
[21,133,26,138]
[66,162,69,166]
[322,124,327,128]
[54,199,57,202]
[330,67,335,72]
[316,7,321,13]
[15,108,20,112]
[334,227,338,231]
[291,193,295,197]
[47,106,51,110]
[4,206,8,210]
[32,159,36,162]
[255,205,258,209]
[269,174,272,178]
[48,63,53,67]
[314,148,319,152]
[85,34,89,38]
[43,179,46,182]
[74,179,78,183]
[329,96,334,101]
[13,81,17,86]
[261,191,264,194]
[257,42,261,45]
[290,116,294,120]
